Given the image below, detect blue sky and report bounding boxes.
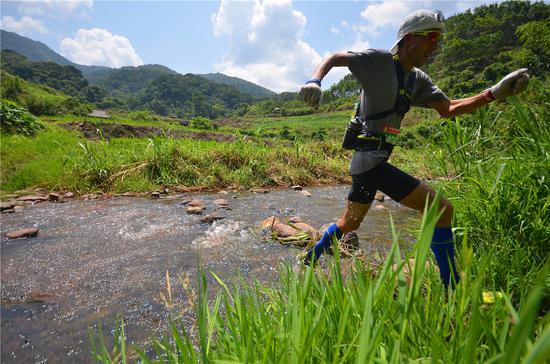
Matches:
[1,0,506,92]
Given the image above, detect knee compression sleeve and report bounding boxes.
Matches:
[307,223,343,262]
[431,227,460,288]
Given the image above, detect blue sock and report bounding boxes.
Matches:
[431,227,460,288]
[306,223,343,263]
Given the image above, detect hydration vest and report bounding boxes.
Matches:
[342,55,415,152]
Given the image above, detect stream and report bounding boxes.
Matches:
[1,186,421,363]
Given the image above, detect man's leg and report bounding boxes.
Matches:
[399,182,459,288]
[304,200,371,265]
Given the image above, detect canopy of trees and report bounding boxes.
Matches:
[0,50,105,103]
[425,1,549,96]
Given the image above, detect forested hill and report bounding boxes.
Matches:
[0,29,109,77]
[0,50,105,103]
[425,1,549,96]
[199,73,276,98]
[85,65,179,94]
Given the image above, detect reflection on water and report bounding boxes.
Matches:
[1,186,420,363]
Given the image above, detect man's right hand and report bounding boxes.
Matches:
[299,82,323,107]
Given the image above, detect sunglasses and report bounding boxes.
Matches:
[411,29,442,44]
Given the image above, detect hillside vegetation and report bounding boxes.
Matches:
[426,1,549,96]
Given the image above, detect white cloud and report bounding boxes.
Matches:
[212,0,324,93]
[330,27,340,35]
[17,0,93,18]
[60,28,143,68]
[0,15,47,35]
[360,1,413,34]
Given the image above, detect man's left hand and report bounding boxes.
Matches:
[490,68,530,100]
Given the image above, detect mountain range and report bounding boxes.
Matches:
[0,29,275,98]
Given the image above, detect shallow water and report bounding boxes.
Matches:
[1,186,420,363]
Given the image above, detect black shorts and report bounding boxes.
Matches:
[348,161,420,204]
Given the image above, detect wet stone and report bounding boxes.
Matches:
[186,201,205,214]
[187,199,204,207]
[14,206,24,213]
[298,190,312,197]
[150,191,161,198]
[250,188,269,194]
[49,193,62,202]
[291,185,303,191]
[27,291,55,303]
[288,216,302,223]
[213,199,229,208]
[6,227,39,239]
[292,222,318,236]
[64,192,74,198]
[199,214,225,223]
[1,201,17,211]
[260,216,281,229]
[16,195,48,202]
[272,223,299,238]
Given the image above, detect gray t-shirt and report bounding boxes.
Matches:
[346,49,449,175]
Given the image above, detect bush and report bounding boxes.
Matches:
[0,99,43,135]
[190,116,216,130]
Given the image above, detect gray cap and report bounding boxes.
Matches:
[390,9,445,54]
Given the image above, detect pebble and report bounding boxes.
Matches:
[49,193,62,202]
[0,201,17,211]
[288,216,302,223]
[250,188,269,194]
[16,195,48,202]
[298,190,312,197]
[6,227,39,239]
[199,214,225,223]
[260,216,280,229]
[186,206,204,214]
[213,199,229,208]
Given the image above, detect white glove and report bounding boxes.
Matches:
[299,81,323,107]
[490,68,530,100]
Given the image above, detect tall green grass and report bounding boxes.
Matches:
[91,198,550,363]
[1,123,350,194]
[434,93,549,297]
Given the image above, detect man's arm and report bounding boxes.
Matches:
[427,92,491,118]
[310,52,350,80]
[428,68,530,119]
[300,52,350,107]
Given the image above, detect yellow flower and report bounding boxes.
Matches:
[482,290,504,304]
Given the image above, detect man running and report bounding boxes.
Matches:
[299,9,529,288]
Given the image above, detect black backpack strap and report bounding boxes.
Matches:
[365,57,413,121]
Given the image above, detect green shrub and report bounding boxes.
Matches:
[190,116,216,130]
[127,110,161,121]
[0,99,43,135]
